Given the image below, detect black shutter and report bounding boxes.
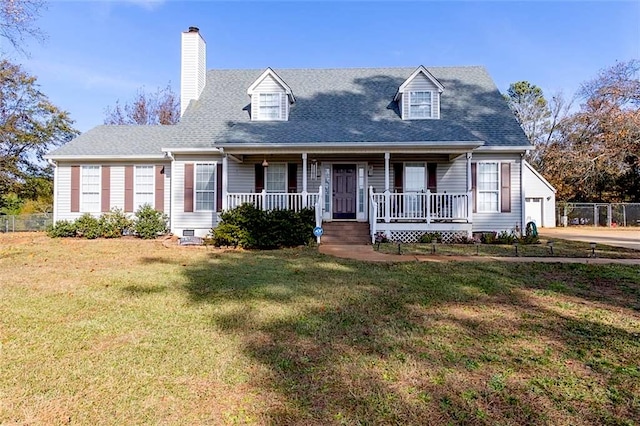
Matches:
[255,164,264,192]
[471,163,477,213]
[427,163,437,192]
[287,163,297,193]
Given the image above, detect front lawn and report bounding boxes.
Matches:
[1,233,639,425]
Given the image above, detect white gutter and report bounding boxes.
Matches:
[475,146,535,153]
[44,154,167,161]
[161,147,221,154]
[217,140,485,149]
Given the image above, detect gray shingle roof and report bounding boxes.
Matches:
[49,66,531,157]
[48,125,177,157]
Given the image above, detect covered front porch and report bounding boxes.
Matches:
[218,145,479,244]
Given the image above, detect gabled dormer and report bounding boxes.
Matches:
[394,66,444,120]
[247,68,296,121]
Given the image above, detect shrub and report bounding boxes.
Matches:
[74,213,102,239]
[452,234,474,244]
[210,204,315,249]
[133,204,168,239]
[495,230,517,245]
[47,220,77,238]
[419,232,442,243]
[99,208,133,238]
[480,232,496,244]
[210,222,244,247]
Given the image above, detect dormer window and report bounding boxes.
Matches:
[248,68,295,121]
[395,66,444,121]
[409,91,432,119]
[258,93,282,120]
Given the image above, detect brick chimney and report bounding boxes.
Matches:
[181,26,206,116]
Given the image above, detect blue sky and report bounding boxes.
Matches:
[8,1,640,132]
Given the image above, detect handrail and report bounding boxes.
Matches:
[314,186,323,243]
[369,186,378,243]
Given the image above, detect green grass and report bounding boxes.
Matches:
[1,233,639,425]
[376,238,640,259]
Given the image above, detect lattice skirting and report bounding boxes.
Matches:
[388,230,470,244]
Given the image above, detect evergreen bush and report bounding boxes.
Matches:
[133,204,168,239]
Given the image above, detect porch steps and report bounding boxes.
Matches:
[321,222,371,245]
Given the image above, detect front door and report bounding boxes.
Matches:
[332,164,357,219]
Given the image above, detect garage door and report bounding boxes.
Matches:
[525,198,543,227]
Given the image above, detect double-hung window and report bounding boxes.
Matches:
[81,165,100,212]
[195,164,216,211]
[478,162,499,212]
[134,165,154,211]
[409,91,432,119]
[258,93,281,120]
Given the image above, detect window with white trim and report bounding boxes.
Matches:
[408,91,432,119]
[404,163,426,192]
[195,164,216,211]
[265,163,286,193]
[478,162,499,212]
[134,165,154,211]
[257,93,282,120]
[81,165,100,212]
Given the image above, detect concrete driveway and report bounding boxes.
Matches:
[539,227,640,251]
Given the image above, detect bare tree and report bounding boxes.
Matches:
[104,84,180,125]
[0,0,45,54]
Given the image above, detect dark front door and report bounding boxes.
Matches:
[333,164,357,219]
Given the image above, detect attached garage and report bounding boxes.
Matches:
[523,161,556,228]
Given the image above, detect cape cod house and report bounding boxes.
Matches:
[46,27,555,244]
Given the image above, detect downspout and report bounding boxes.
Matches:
[520,153,525,235]
[48,159,58,224]
[165,151,175,234]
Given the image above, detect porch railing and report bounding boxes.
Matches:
[370,187,471,223]
[227,190,319,212]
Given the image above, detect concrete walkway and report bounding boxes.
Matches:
[319,244,640,265]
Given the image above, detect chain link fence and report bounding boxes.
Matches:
[0,214,53,232]
[558,203,640,227]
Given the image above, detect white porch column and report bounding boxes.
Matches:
[466,152,472,192]
[222,154,228,211]
[384,152,391,223]
[466,152,472,231]
[302,152,308,207]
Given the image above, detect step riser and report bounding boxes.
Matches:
[321,223,370,245]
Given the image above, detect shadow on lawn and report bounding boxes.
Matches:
[180,249,640,425]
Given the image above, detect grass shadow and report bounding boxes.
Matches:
[178,248,640,424]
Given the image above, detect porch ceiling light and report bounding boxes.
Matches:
[262,158,269,168]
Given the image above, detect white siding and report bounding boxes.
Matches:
[438,157,467,193]
[471,153,523,233]
[523,162,556,227]
[171,155,222,237]
[55,162,172,224]
[402,74,441,119]
[251,75,288,120]
[227,160,255,193]
[180,30,206,116]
